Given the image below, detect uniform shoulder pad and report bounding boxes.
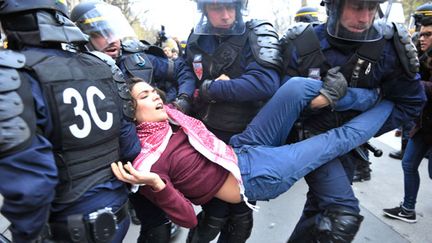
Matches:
[392,22,419,78]
[0,49,33,156]
[284,22,310,40]
[247,19,283,73]
[379,21,395,40]
[0,49,26,69]
[122,39,148,53]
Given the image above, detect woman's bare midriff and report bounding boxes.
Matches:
[214,172,242,203]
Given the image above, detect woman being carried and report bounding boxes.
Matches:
[112,75,393,228]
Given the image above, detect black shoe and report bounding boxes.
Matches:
[389,150,404,160]
[383,205,417,223]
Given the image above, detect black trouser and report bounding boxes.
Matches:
[129,193,171,243]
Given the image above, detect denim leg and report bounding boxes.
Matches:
[402,134,430,210]
[230,78,376,148]
[230,77,321,147]
[239,100,394,201]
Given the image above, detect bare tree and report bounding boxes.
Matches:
[270,0,293,35]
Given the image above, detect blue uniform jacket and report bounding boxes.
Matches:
[191,35,280,103]
[283,24,426,135]
[0,47,140,242]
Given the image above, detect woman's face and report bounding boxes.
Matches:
[131,82,168,123]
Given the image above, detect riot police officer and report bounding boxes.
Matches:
[280,0,425,242]
[185,0,282,242]
[70,1,196,242]
[294,6,320,24]
[0,1,141,242]
[70,0,195,112]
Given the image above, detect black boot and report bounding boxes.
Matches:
[186,212,228,243]
[217,211,253,243]
[353,160,371,182]
[137,222,171,243]
[315,206,364,243]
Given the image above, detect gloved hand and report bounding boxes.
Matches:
[320,66,348,108]
[199,79,215,103]
[171,93,192,114]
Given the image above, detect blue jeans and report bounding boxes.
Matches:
[230,77,393,201]
[402,132,432,210]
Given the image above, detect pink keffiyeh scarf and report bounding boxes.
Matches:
[131,106,258,203]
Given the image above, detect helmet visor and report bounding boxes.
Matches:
[327,0,391,42]
[74,3,136,50]
[193,2,246,35]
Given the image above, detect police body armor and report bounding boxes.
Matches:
[187,20,282,133]
[0,50,35,158]
[120,39,175,92]
[281,22,419,134]
[23,49,123,204]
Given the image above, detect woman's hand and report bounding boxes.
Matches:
[111,162,166,191]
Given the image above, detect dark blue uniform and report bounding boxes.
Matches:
[0,47,140,243]
[282,23,426,242]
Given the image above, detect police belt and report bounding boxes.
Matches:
[50,201,129,243]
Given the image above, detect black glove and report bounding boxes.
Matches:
[199,79,215,103]
[172,93,192,114]
[320,67,347,108]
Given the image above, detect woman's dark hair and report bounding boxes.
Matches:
[127,77,167,105]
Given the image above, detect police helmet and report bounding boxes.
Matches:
[321,0,390,42]
[0,0,88,49]
[193,0,248,35]
[71,1,136,51]
[294,6,319,23]
[411,2,432,32]
[0,0,69,17]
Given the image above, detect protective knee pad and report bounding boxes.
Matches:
[218,211,253,243]
[137,222,171,243]
[186,211,228,243]
[315,206,364,243]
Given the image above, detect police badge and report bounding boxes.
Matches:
[193,54,203,81]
